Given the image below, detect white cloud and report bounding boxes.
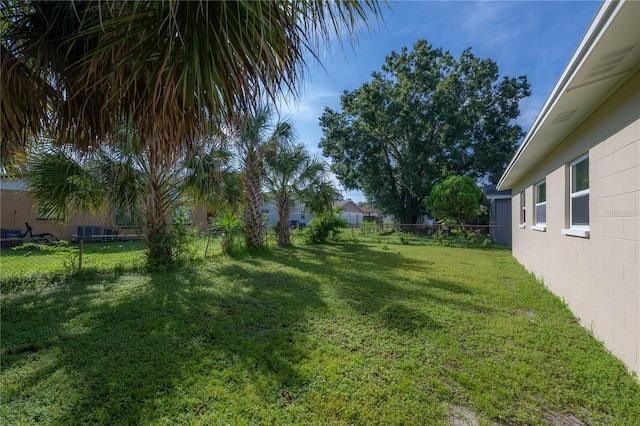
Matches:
[277,85,342,125]
[517,94,546,132]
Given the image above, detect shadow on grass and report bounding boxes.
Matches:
[265,243,494,333]
[1,243,495,424]
[1,258,328,424]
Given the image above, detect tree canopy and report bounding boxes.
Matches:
[425,175,482,224]
[319,39,530,224]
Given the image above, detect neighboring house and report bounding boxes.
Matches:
[262,200,311,228]
[358,204,377,219]
[0,179,209,241]
[498,0,639,376]
[262,198,389,228]
[334,200,366,227]
[482,184,512,246]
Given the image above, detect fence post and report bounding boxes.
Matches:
[204,233,211,258]
[78,238,83,274]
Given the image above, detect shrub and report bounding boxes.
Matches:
[360,221,377,235]
[211,208,245,255]
[426,175,482,224]
[172,206,199,262]
[304,212,348,244]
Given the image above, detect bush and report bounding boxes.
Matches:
[360,221,377,235]
[211,208,245,255]
[172,207,200,262]
[304,212,348,244]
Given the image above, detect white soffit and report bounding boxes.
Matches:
[498,0,640,190]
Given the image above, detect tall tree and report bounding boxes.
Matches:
[264,143,333,247]
[319,40,530,224]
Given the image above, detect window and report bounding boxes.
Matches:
[519,191,526,228]
[533,180,546,231]
[562,154,589,237]
[114,208,141,228]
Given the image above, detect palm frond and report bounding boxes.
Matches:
[2,0,385,161]
[26,151,105,219]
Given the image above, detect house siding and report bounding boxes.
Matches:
[1,188,107,239]
[510,71,640,376]
[490,198,512,246]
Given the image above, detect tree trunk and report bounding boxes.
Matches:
[142,148,173,266]
[142,174,173,266]
[399,189,420,226]
[276,192,291,247]
[244,154,264,248]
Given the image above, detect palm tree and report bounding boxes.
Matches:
[25,137,174,265]
[181,142,243,217]
[226,106,296,248]
[2,1,384,263]
[264,143,335,247]
[25,129,233,265]
[1,0,384,163]
[303,180,342,217]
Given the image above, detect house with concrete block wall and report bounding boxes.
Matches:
[498,0,640,377]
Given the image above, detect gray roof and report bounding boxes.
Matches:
[483,184,511,204]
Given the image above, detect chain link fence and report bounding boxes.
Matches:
[1,224,508,291]
[0,228,285,289]
[1,237,145,289]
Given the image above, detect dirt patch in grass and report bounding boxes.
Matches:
[447,405,479,425]
[545,412,584,425]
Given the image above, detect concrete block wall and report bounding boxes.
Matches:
[511,74,640,377]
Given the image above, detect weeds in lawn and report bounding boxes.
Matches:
[1,241,639,425]
[14,240,79,275]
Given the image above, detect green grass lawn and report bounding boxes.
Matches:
[2,240,639,425]
[0,237,217,286]
[0,240,147,281]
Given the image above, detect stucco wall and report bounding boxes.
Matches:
[510,72,640,376]
[1,186,209,240]
[1,189,109,239]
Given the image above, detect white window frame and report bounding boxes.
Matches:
[519,190,526,229]
[562,153,590,238]
[532,180,547,232]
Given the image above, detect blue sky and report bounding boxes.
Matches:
[278,1,601,203]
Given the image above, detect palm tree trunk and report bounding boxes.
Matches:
[244,154,264,248]
[276,192,291,247]
[142,150,173,266]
